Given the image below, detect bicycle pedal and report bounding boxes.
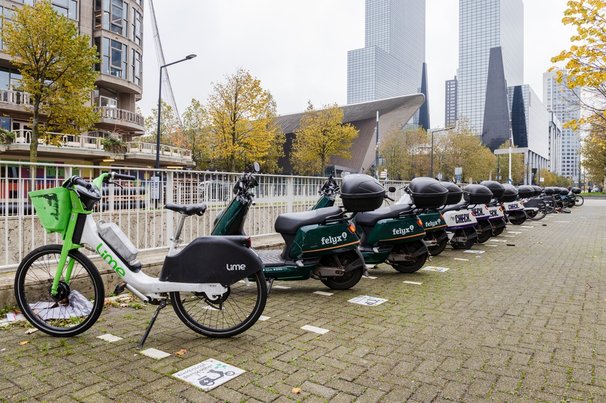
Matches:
[113,282,127,296]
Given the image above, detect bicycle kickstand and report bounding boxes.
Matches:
[137,299,167,350]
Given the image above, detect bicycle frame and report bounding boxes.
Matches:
[52,191,227,301]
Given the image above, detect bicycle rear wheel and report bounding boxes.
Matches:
[14,245,105,337]
[170,270,267,338]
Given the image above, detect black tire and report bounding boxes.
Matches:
[170,270,267,338]
[452,238,475,250]
[14,244,105,337]
[492,225,505,236]
[508,213,526,225]
[391,253,428,273]
[427,236,448,256]
[476,227,492,243]
[321,267,364,290]
[576,195,584,206]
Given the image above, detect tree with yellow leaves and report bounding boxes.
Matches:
[4,1,99,162]
[551,0,606,130]
[437,128,497,183]
[581,125,606,184]
[291,103,359,176]
[206,69,284,172]
[379,127,429,180]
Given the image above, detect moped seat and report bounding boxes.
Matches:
[440,202,468,214]
[165,203,207,216]
[355,204,413,227]
[275,206,343,234]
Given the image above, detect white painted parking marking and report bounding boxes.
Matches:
[301,325,329,335]
[272,285,291,289]
[363,275,378,279]
[313,291,333,296]
[403,281,423,285]
[258,315,271,321]
[421,266,450,273]
[140,348,171,360]
[464,250,485,254]
[454,258,469,261]
[97,334,122,343]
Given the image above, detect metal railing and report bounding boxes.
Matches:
[0,89,32,106]
[8,129,192,160]
[0,161,407,271]
[96,106,145,127]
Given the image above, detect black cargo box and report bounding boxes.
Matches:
[340,174,385,212]
[463,184,493,204]
[500,184,519,202]
[517,185,535,199]
[544,187,556,195]
[408,177,449,209]
[440,181,463,205]
[571,187,581,194]
[558,187,569,196]
[480,180,505,199]
[532,186,543,196]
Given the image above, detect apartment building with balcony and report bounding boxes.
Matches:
[0,0,192,169]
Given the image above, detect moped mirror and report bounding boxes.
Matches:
[388,186,396,193]
[252,162,260,173]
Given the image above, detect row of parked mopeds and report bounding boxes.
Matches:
[212,166,582,292]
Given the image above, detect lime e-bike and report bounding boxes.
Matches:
[15,172,267,347]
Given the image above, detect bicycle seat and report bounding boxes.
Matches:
[355,204,414,228]
[275,206,343,234]
[165,203,207,216]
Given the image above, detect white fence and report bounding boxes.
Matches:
[0,160,407,272]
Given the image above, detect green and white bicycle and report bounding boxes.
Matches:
[15,172,267,347]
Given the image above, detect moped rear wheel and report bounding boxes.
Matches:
[391,253,428,273]
[14,245,105,337]
[427,236,448,256]
[492,225,505,236]
[321,267,363,290]
[170,270,267,338]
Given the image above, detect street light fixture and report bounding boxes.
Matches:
[155,54,197,171]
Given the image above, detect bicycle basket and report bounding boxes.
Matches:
[29,187,72,234]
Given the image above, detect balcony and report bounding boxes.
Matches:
[96,106,145,131]
[0,89,32,106]
[2,129,193,166]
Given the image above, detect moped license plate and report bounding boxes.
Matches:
[489,209,498,217]
[509,203,519,209]
[472,208,483,216]
[455,214,470,224]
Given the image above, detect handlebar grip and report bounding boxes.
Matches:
[112,173,136,181]
[73,177,92,189]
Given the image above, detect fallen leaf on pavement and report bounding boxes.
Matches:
[292,387,302,394]
[24,328,38,335]
[18,340,29,345]
[175,349,187,357]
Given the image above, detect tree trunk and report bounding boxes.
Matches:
[30,98,41,162]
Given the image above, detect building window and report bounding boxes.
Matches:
[132,49,141,86]
[52,0,78,20]
[95,0,128,38]
[96,37,128,79]
[132,8,142,46]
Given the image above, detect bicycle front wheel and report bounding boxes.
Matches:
[170,270,267,338]
[14,245,105,337]
[576,195,584,206]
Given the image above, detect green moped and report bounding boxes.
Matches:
[211,165,384,290]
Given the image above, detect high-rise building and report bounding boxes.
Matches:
[0,0,192,168]
[543,69,581,180]
[347,0,426,105]
[445,77,457,127]
[458,0,524,134]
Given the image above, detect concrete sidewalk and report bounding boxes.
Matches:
[1,202,606,401]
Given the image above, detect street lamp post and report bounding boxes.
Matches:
[155,54,197,171]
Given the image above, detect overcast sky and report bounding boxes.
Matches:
[140,0,575,128]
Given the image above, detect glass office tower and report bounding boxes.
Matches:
[347,0,425,104]
[458,0,524,133]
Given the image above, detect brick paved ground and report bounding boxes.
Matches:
[1,200,606,402]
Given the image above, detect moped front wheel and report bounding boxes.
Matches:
[576,195,584,206]
[170,270,267,338]
[14,244,105,337]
